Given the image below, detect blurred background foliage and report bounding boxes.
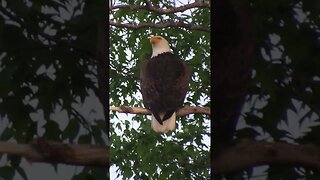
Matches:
[232,0,320,179]
[0,0,107,179]
[109,0,211,179]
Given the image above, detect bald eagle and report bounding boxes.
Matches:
[140,36,191,133]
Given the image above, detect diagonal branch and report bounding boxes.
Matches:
[109,21,210,32]
[213,139,320,174]
[110,0,210,14]
[109,105,211,116]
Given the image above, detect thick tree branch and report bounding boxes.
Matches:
[109,105,211,116]
[110,0,210,14]
[109,21,210,32]
[0,139,108,167]
[213,140,320,174]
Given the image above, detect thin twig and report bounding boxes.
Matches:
[109,21,210,32]
[110,0,210,14]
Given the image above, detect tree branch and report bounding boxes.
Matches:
[109,21,210,32]
[0,139,108,167]
[109,1,210,32]
[109,105,211,116]
[110,0,210,14]
[213,140,320,174]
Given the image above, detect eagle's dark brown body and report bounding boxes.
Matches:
[140,52,190,125]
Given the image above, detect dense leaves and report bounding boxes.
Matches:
[233,1,320,179]
[0,0,107,179]
[109,0,210,179]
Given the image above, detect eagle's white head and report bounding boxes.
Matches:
[149,35,172,58]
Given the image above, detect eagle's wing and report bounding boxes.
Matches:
[172,62,191,107]
[140,54,190,121]
[140,59,158,110]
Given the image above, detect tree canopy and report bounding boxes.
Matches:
[3,0,320,179]
[214,0,320,179]
[109,0,211,179]
[0,0,107,179]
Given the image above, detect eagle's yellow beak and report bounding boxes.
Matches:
[149,36,162,44]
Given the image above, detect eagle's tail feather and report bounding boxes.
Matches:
[151,112,176,133]
[164,112,176,131]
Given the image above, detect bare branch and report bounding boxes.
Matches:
[0,139,108,167]
[213,140,320,174]
[109,21,210,32]
[110,0,210,14]
[109,106,211,116]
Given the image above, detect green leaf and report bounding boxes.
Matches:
[43,120,62,141]
[62,118,80,141]
[78,134,92,143]
[0,166,15,180]
[15,166,28,180]
[0,128,14,141]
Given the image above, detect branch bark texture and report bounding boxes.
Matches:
[110,0,210,14]
[109,21,210,32]
[109,105,211,116]
[213,140,320,174]
[0,139,108,167]
[109,0,210,32]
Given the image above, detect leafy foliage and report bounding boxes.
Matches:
[0,0,107,179]
[109,0,210,179]
[234,1,320,179]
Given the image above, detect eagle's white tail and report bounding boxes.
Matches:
[151,112,176,133]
